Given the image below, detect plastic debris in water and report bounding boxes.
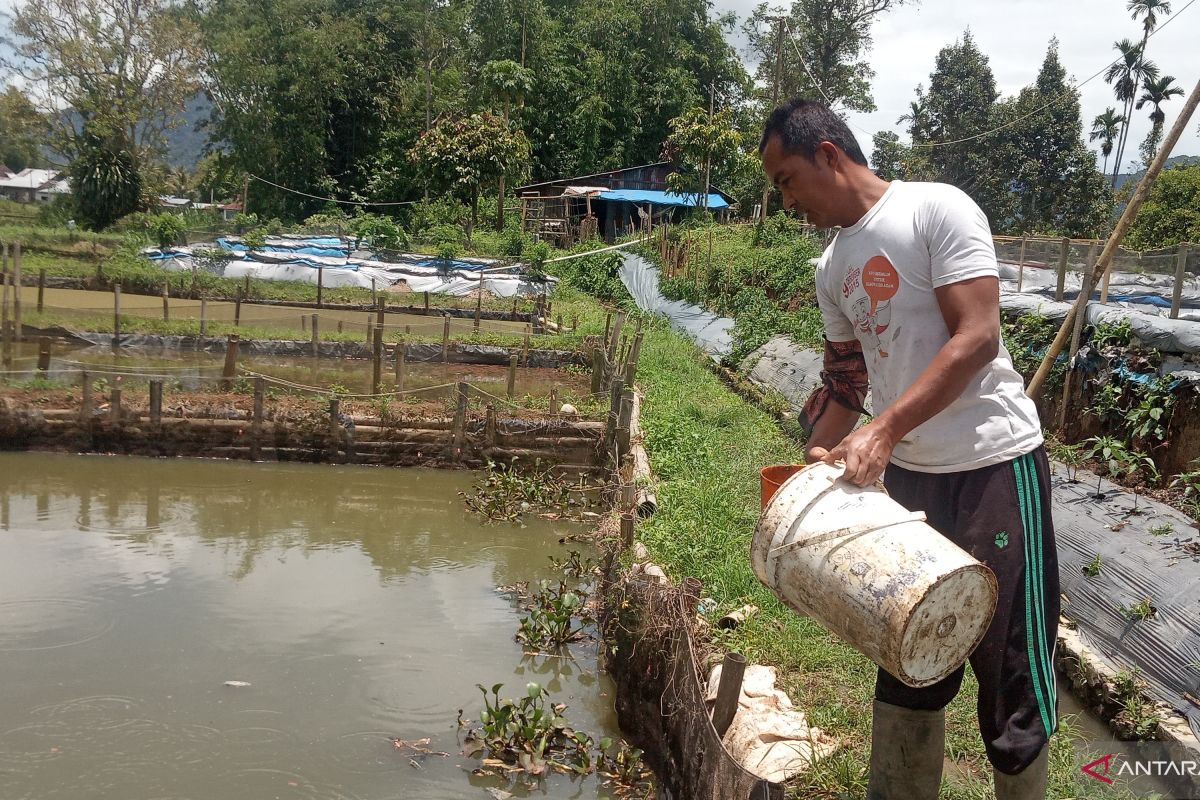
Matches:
[223,680,252,687]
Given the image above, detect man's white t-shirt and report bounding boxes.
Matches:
[815,180,1043,473]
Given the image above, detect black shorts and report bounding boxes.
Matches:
[875,446,1059,776]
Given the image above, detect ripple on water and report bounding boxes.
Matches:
[0,599,115,652]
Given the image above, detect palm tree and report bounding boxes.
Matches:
[480,59,535,231]
[1104,39,1159,185]
[1128,0,1172,44]
[1089,108,1125,176]
[897,99,929,142]
[1135,74,1185,161]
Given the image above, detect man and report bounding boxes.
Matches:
[759,97,1058,800]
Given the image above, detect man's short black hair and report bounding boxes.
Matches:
[760,97,868,166]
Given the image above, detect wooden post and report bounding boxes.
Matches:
[395,341,406,390]
[474,271,483,332]
[162,282,170,321]
[507,354,518,399]
[607,311,626,364]
[243,274,250,299]
[1055,237,1069,302]
[234,293,242,327]
[620,512,635,549]
[252,376,264,460]
[484,403,497,447]
[328,397,341,458]
[112,284,121,349]
[1093,242,1111,303]
[36,268,45,313]
[523,324,531,366]
[555,313,562,335]
[0,265,8,369]
[372,326,384,394]
[222,334,239,389]
[548,388,558,418]
[199,298,208,337]
[80,372,93,422]
[301,314,307,333]
[12,242,20,345]
[1016,236,1027,293]
[617,388,634,455]
[571,314,578,333]
[442,314,451,362]
[424,291,429,312]
[711,652,747,738]
[451,381,468,459]
[109,388,122,425]
[625,332,644,385]
[36,337,50,371]
[1171,242,1189,320]
[376,298,385,329]
[621,481,636,512]
[603,312,612,349]
[591,347,605,394]
[371,277,377,307]
[311,313,319,354]
[149,380,163,424]
[606,376,624,457]
[366,317,374,352]
[511,296,518,320]
[316,266,324,308]
[338,320,343,334]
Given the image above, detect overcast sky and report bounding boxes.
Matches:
[2,0,1196,166]
[716,0,1199,165]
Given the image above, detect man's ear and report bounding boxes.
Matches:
[818,141,841,170]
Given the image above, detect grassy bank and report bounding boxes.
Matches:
[627,315,1135,799]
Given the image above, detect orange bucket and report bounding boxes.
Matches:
[760,464,806,510]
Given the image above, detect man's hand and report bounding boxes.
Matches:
[808,420,900,487]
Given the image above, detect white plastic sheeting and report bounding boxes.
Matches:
[619,253,732,359]
[145,245,553,298]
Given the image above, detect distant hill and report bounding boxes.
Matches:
[163,94,214,170]
[1113,154,1200,189]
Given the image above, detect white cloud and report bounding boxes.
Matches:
[717,0,1200,164]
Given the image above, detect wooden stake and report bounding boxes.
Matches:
[36,268,45,313]
[442,314,451,362]
[12,242,20,345]
[1055,237,1069,302]
[234,293,242,327]
[199,297,207,337]
[522,324,531,366]
[474,271,483,332]
[252,377,265,428]
[620,511,635,549]
[36,337,50,371]
[711,652,747,738]
[80,372,93,422]
[424,291,429,312]
[1171,242,1189,320]
[310,314,319,353]
[222,334,239,390]
[372,326,384,394]
[301,314,307,333]
[162,282,170,321]
[548,388,557,418]
[112,284,121,349]
[317,266,324,308]
[507,354,518,399]
[484,403,497,447]
[109,388,122,425]
[591,347,604,394]
[149,380,163,424]
[395,340,406,390]
[450,382,468,459]
[1016,236,1027,293]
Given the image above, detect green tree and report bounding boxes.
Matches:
[3,0,202,167]
[69,131,143,230]
[662,106,744,209]
[743,0,909,113]
[870,130,908,180]
[407,112,531,242]
[910,31,1009,224]
[1090,108,1125,176]
[1104,38,1159,185]
[0,86,48,171]
[1135,74,1185,168]
[479,59,535,230]
[1124,163,1200,248]
[994,40,1110,236]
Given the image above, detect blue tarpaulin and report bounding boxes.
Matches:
[598,189,730,209]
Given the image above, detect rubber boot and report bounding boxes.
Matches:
[866,700,945,800]
[993,745,1049,800]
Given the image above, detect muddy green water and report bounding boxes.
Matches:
[0,453,620,799]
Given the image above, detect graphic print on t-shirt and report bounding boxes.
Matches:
[844,255,899,358]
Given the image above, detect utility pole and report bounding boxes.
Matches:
[761,14,787,222]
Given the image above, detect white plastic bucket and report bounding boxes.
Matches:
[751,462,998,688]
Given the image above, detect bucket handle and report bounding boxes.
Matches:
[768,510,928,555]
